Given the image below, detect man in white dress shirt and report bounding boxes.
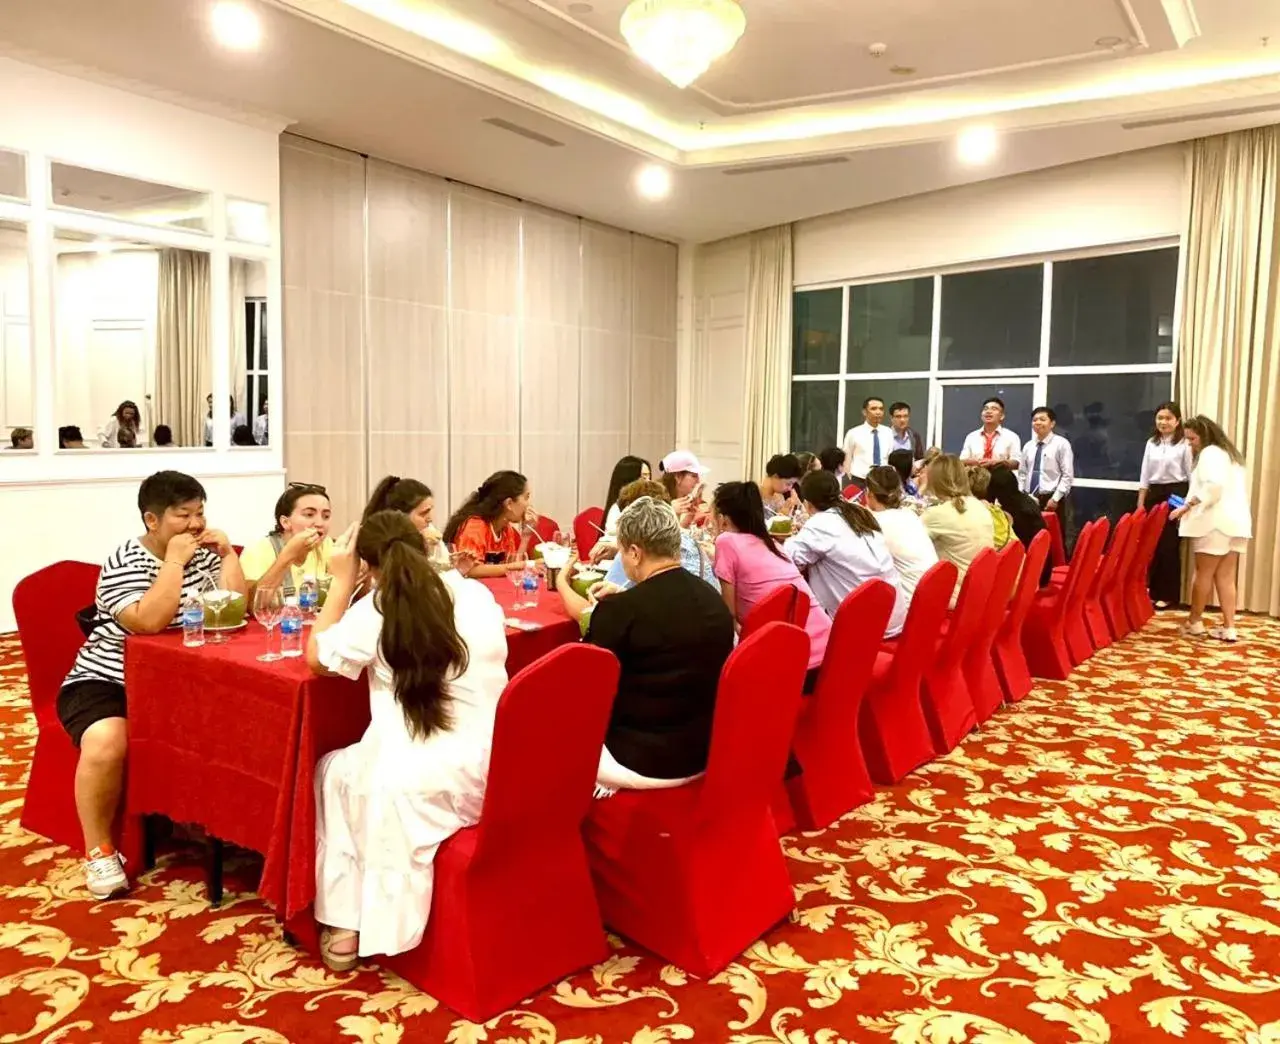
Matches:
[842,396,890,489]
[1019,406,1075,536]
[960,397,1021,470]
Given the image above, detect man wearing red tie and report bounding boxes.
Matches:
[960,397,1021,470]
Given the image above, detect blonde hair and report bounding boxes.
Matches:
[618,478,669,509]
[968,466,992,500]
[927,454,972,513]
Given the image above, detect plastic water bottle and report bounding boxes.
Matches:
[520,562,540,609]
[298,575,319,623]
[181,595,205,648]
[280,597,304,657]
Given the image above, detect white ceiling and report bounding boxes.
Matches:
[2,0,1280,242]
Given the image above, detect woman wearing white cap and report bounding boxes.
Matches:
[659,450,709,528]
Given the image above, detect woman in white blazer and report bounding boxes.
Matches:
[1170,415,1251,642]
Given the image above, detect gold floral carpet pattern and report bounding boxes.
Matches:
[2,618,1279,1043]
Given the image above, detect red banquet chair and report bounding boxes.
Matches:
[1125,502,1170,631]
[383,643,620,1021]
[1043,511,1068,568]
[859,560,957,784]
[921,549,997,752]
[740,583,809,641]
[1022,519,1106,680]
[992,530,1051,704]
[573,507,605,558]
[1064,519,1110,666]
[964,541,1025,725]
[1084,512,1138,650]
[531,515,560,545]
[13,561,144,866]
[584,622,808,979]
[1104,507,1145,641]
[783,580,895,832]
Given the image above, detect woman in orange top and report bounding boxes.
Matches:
[442,470,536,578]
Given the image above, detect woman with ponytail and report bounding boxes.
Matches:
[362,475,435,533]
[306,511,509,970]
[782,470,907,637]
[442,470,537,578]
[711,481,831,677]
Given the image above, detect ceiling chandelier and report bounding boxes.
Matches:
[619,0,747,89]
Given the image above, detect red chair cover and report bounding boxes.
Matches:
[921,549,996,752]
[784,580,895,831]
[859,560,957,784]
[1125,503,1169,631]
[1022,520,1105,680]
[1085,512,1139,648]
[573,507,606,558]
[13,561,144,865]
[740,584,810,640]
[1043,511,1067,567]
[383,643,620,1021]
[584,622,808,978]
[967,541,1024,724]
[1104,507,1145,641]
[531,515,560,545]
[993,530,1051,704]
[1065,518,1110,665]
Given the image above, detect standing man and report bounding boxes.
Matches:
[1019,406,1075,534]
[960,397,1021,470]
[842,396,889,490]
[888,401,925,460]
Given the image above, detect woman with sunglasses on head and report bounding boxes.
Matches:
[1137,402,1194,609]
[240,482,333,600]
[1170,416,1252,643]
[441,470,537,578]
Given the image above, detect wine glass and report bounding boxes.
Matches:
[506,550,527,610]
[253,584,284,662]
[203,588,235,644]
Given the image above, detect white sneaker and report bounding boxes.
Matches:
[1209,626,1239,643]
[84,848,129,899]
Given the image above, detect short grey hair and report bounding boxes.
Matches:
[616,496,681,559]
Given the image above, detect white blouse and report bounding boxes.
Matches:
[1139,437,1193,487]
[1179,445,1252,540]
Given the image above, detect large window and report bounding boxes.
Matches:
[789,245,1178,526]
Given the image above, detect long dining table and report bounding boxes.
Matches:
[123,576,580,925]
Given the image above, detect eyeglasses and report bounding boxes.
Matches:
[288,482,328,495]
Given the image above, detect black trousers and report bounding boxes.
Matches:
[1035,492,1075,557]
[1145,480,1189,605]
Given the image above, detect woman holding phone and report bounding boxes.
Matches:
[659,450,710,528]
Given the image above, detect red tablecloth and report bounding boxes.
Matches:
[125,576,579,921]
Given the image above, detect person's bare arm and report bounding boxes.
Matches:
[200,529,247,596]
[117,533,201,634]
[307,523,358,675]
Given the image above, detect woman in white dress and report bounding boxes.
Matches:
[864,465,939,603]
[1169,415,1252,643]
[306,510,509,970]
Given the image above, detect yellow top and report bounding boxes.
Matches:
[239,534,335,591]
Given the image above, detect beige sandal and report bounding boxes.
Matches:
[319,928,359,972]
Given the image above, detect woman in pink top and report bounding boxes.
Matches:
[711,481,831,680]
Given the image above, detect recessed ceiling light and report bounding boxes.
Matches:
[635,164,672,200]
[956,125,998,165]
[211,1,262,51]
[567,2,594,13]
[889,65,915,76]
[1095,35,1124,48]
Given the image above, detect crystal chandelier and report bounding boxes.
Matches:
[619,0,747,89]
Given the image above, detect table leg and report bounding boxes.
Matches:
[143,814,158,871]
[208,836,224,908]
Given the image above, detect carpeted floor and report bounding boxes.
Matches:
[2,618,1279,1043]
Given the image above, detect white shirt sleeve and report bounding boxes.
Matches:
[1139,442,1155,488]
[782,516,832,571]
[314,597,382,681]
[1001,429,1022,461]
[959,431,981,461]
[1053,437,1074,501]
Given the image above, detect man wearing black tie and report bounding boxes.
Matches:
[1019,406,1075,540]
[841,396,889,492]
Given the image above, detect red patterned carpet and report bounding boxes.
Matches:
[2,619,1279,1043]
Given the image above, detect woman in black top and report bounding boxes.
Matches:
[988,468,1051,584]
[558,496,735,792]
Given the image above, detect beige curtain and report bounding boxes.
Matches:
[229,258,249,419]
[741,224,794,479]
[1176,125,1280,615]
[154,248,211,446]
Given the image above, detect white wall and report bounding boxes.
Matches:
[0,58,286,632]
[680,234,751,483]
[678,146,1189,485]
[794,145,1186,286]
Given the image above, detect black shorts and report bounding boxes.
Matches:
[57,680,127,748]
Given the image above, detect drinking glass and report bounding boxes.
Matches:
[253,584,284,662]
[204,588,234,644]
[506,551,526,609]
